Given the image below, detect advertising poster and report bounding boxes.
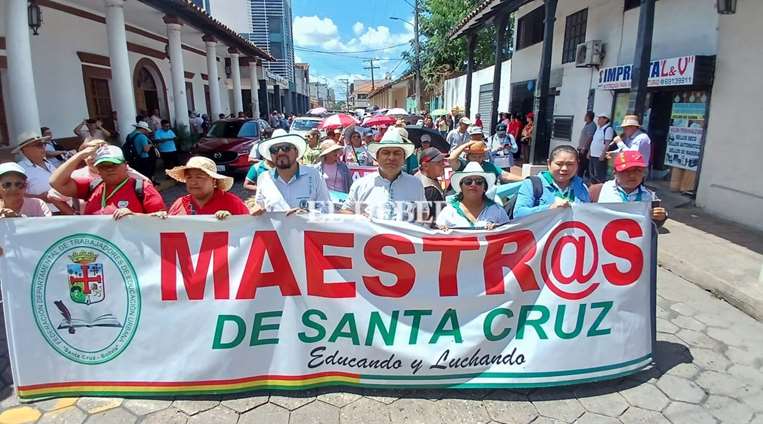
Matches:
[666,101,706,171]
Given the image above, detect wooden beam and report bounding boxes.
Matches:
[127,42,166,60]
[77,52,111,67]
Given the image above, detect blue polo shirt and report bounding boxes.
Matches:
[153,128,177,153]
[130,131,151,159]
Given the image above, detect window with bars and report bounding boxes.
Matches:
[562,8,588,64]
[516,5,545,50]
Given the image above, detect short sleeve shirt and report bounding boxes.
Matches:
[74,178,166,215]
[20,198,52,217]
[341,171,425,221]
[435,200,509,228]
[446,129,469,151]
[153,129,177,153]
[254,165,331,212]
[590,125,615,158]
[617,131,652,166]
[168,190,249,215]
[18,158,62,212]
[246,162,270,182]
[131,132,151,159]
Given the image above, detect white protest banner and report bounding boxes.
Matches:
[0,203,654,399]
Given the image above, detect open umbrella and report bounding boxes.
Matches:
[386,108,408,116]
[362,115,397,127]
[319,113,360,130]
[404,126,449,153]
[308,107,327,115]
[430,108,448,117]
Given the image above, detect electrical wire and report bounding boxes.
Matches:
[294,42,410,54]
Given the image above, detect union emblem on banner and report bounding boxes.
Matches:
[66,251,105,305]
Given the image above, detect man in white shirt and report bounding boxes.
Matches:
[612,114,652,167]
[446,117,471,151]
[14,132,74,214]
[589,113,615,183]
[250,132,330,214]
[341,127,425,222]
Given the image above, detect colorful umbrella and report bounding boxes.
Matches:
[430,108,448,117]
[386,108,408,116]
[319,113,360,130]
[362,115,397,127]
[308,107,327,115]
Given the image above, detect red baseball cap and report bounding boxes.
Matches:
[614,151,646,172]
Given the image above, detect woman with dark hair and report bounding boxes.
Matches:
[436,162,509,230]
[520,112,534,163]
[513,145,590,219]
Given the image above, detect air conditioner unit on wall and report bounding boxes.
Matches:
[575,40,604,67]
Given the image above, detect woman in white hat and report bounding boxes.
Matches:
[157,156,248,219]
[435,162,508,230]
[0,162,52,218]
[316,139,351,193]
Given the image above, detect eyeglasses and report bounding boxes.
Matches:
[460,178,485,186]
[1,181,26,190]
[269,144,295,154]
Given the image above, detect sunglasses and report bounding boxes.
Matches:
[460,178,485,186]
[1,181,26,190]
[269,144,295,154]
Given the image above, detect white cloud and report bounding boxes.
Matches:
[293,16,340,47]
[352,22,365,36]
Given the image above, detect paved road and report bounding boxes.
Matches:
[0,266,761,423]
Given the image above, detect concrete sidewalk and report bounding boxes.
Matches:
[654,187,763,320]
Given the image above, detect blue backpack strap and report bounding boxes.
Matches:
[529,175,543,207]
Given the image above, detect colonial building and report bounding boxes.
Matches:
[367,73,415,111]
[349,79,389,109]
[0,0,274,150]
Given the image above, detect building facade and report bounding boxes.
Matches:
[368,74,414,111]
[350,80,389,109]
[0,0,272,149]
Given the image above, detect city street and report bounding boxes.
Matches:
[0,249,761,423]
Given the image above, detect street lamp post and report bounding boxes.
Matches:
[391,5,422,114]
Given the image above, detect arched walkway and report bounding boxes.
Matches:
[133,57,169,121]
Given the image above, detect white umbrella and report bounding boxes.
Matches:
[386,108,408,116]
[308,107,327,115]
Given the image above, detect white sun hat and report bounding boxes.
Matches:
[257,129,307,162]
[450,161,496,194]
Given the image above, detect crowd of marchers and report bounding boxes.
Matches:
[0,107,666,233]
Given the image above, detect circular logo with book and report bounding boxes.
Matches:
[31,234,141,365]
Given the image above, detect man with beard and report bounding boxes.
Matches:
[249,131,330,215]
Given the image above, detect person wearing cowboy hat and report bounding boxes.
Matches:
[315,139,351,194]
[340,127,425,222]
[436,161,509,230]
[50,144,165,219]
[608,114,652,168]
[126,121,158,182]
[593,150,667,225]
[448,128,522,184]
[0,162,52,218]
[14,131,75,215]
[249,131,330,215]
[151,156,249,220]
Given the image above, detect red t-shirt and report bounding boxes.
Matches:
[75,178,166,215]
[168,190,249,216]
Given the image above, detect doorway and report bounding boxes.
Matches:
[133,58,168,120]
[81,65,115,134]
[647,92,674,171]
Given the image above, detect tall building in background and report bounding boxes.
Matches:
[190,0,211,13]
[246,0,295,84]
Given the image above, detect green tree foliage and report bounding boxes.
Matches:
[411,0,512,92]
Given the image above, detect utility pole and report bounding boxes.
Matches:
[414,0,422,113]
[338,78,350,108]
[364,59,381,90]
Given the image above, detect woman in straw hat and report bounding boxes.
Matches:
[436,162,508,230]
[316,139,351,193]
[156,156,249,219]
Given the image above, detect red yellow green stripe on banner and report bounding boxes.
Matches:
[17,355,652,399]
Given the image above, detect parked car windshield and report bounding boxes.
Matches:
[291,119,320,131]
[238,121,260,138]
[207,121,244,138]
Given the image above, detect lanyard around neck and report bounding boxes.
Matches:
[101,178,130,209]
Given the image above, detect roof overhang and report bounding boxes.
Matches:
[448,0,533,40]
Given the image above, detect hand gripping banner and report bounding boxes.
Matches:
[0,203,655,399]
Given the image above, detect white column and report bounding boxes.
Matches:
[249,61,260,119]
[5,0,41,145]
[105,0,136,144]
[203,35,222,118]
[164,16,190,133]
[229,49,243,115]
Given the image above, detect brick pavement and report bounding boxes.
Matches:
[0,267,761,423]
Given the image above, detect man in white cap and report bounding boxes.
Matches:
[588,113,615,183]
[125,121,157,182]
[50,144,165,219]
[446,117,471,151]
[341,127,425,221]
[611,114,652,168]
[14,131,74,214]
[249,131,331,214]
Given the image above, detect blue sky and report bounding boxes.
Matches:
[291,0,416,98]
